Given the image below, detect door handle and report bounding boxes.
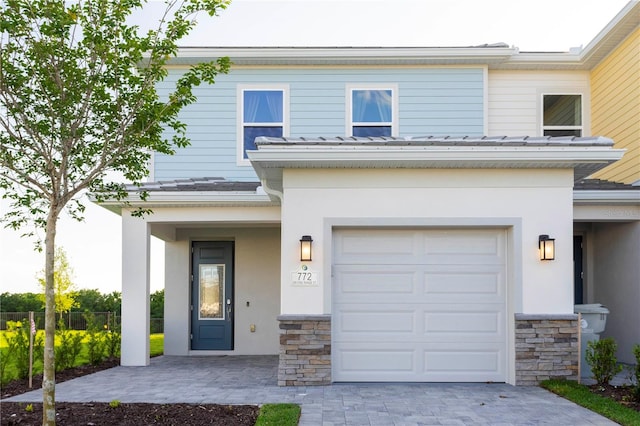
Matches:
[226,299,232,320]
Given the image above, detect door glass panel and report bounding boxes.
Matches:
[199,264,225,320]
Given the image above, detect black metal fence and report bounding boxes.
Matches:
[1,312,164,334]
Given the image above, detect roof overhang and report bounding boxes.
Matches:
[573,190,640,205]
[98,190,275,215]
[248,136,624,202]
[169,46,517,67]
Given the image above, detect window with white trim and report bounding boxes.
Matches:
[238,86,288,164]
[347,86,397,137]
[542,94,582,137]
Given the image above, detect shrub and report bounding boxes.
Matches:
[0,340,17,384]
[633,344,640,401]
[55,319,84,371]
[586,337,622,386]
[104,319,121,359]
[2,320,44,380]
[84,312,107,365]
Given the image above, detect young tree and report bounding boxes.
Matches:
[0,0,230,423]
[37,247,78,319]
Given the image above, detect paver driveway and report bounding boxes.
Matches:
[6,355,616,425]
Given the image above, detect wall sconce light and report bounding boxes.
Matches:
[539,235,555,261]
[300,235,313,261]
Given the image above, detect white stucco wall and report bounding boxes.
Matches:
[279,168,575,316]
[591,221,640,364]
[121,211,151,366]
[163,226,281,356]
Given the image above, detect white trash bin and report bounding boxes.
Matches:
[574,304,610,379]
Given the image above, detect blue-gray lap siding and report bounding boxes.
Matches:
[154,67,485,181]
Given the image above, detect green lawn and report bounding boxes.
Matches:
[150,333,163,356]
[541,379,640,426]
[256,403,301,426]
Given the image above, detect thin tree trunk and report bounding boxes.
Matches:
[43,208,58,425]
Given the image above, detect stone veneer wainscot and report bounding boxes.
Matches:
[277,313,579,386]
[277,314,331,386]
[515,314,580,386]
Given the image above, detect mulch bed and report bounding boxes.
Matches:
[1,358,121,400]
[1,359,259,425]
[589,384,640,412]
[1,402,259,425]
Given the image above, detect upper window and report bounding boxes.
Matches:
[348,85,397,137]
[542,94,582,137]
[238,86,288,164]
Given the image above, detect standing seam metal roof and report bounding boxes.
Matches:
[253,135,614,147]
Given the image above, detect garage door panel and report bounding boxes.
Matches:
[334,344,505,382]
[422,343,503,372]
[335,267,417,296]
[333,228,507,383]
[424,270,502,293]
[338,348,416,374]
[335,265,504,304]
[337,309,416,334]
[423,309,503,339]
[423,347,505,382]
[424,230,503,256]
[335,230,418,263]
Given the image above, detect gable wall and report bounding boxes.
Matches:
[487,70,591,136]
[591,27,640,184]
[154,66,484,181]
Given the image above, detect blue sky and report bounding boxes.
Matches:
[0,0,632,294]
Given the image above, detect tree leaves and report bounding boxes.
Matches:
[0,1,230,423]
[0,0,231,233]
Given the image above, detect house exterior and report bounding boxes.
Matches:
[101,1,640,384]
[573,5,640,364]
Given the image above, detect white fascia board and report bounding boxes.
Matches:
[171,46,516,65]
[249,146,625,166]
[98,191,275,214]
[573,190,640,205]
[501,52,581,65]
[579,1,640,64]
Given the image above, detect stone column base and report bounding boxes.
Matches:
[277,314,331,386]
[515,314,579,386]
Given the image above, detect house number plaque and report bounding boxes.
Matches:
[291,264,319,287]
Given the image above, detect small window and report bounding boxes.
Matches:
[239,87,288,163]
[348,86,396,137]
[543,94,582,137]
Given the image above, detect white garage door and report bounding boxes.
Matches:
[332,228,507,382]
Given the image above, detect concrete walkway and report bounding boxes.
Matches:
[6,355,617,425]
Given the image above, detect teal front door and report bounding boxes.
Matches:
[191,241,234,350]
